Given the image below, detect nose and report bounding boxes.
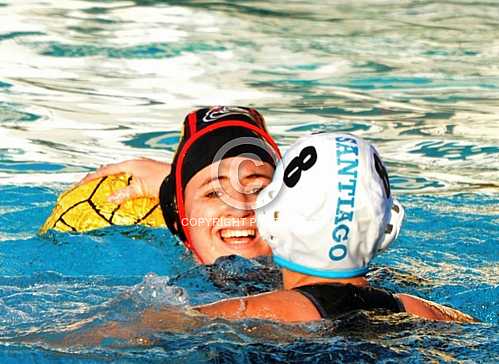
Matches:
[224,189,256,218]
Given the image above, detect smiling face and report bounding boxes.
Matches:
[184,156,274,264]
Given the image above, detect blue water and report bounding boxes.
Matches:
[0,0,498,362]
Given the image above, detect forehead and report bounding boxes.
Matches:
[219,156,273,173]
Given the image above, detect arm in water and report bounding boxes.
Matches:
[197,291,476,323]
[79,158,171,204]
[60,291,318,347]
[396,294,476,323]
[61,306,204,347]
[60,290,476,347]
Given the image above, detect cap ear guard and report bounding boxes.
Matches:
[378,199,404,252]
[159,174,186,242]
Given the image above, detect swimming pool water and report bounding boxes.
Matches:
[0,0,498,362]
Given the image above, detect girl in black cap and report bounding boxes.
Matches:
[80,106,281,264]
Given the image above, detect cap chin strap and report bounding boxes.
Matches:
[159,174,186,242]
[378,199,405,252]
[160,173,206,262]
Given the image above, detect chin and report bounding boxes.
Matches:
[231,241,272,259]
[195,235,272,264]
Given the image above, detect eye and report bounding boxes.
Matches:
[205,190,223,199]
[245,178,270,195]
[247,186,264,195]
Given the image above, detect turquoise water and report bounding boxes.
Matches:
[0,0,498,362]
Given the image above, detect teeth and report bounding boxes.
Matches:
[221,229,255,238]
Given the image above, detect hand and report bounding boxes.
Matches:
[79,158,171,204]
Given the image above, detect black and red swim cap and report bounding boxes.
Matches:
[159,106,281,260]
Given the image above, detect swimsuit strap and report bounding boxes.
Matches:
[294,283,405,319]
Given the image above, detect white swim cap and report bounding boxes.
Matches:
[256,133,404,279]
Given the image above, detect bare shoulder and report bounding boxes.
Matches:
[196,290,322,323]
[396,293,477,323]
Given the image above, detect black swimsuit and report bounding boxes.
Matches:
[294,283,405,319]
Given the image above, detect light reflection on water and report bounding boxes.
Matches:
[0,0,497,362]
[0,1,497,192]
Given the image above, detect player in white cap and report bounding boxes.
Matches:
[195,133,475,322]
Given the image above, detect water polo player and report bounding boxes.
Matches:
[189,133,474,322]
[66,133,474,345]
[248,132,474,322]
[80,106,281,264]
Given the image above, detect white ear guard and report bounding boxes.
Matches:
[379,198,405,252]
